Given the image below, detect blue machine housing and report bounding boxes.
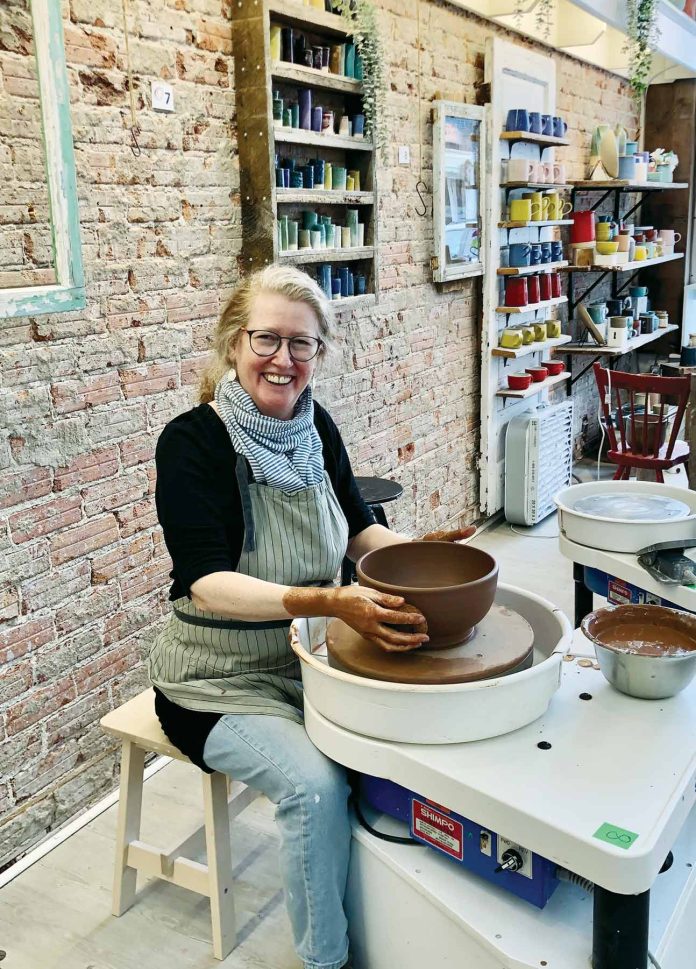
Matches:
[583,566,685,609]
[359,774,559,909]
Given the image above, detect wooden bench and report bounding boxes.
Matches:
[100,688,259,959]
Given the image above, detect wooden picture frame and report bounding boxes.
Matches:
[1,0,85,319]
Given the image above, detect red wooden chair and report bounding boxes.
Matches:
[593,362,691,482]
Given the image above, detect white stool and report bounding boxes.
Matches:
[101,688,258,959]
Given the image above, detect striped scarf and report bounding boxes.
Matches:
[214,370,324,493]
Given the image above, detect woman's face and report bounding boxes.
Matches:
[232,291,321,420]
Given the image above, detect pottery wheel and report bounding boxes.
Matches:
[326,604,535,685]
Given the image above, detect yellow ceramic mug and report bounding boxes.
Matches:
[545,319,562,338]
[533,322,547,341]
[500,328,523,349]
[634,245,647,261]
[520,325,536,345]
[596,222,613,241]
[529,192,549,222]
[547,194,572,220]
[509,198,533,222]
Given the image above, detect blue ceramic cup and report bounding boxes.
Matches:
[540,241,553,263]
[529,112,542,134]
[506,108,530,132]
[553,116,567,137]
[618,155,638,180]
[542,114,553,136]
[509,243,531,267]
[529,243,542,265]
[551,240,563,261]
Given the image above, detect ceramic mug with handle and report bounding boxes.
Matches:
[547,193,573,220]
[507,158,533,182]
[659,229,681,246]
[510,198,533,222]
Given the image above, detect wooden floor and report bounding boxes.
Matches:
[0,460,687,968]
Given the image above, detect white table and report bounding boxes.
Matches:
[559,534,696,627]
[305,646,696,969]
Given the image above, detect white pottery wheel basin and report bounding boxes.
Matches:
[290,583,572,744]
[554,481,696,554]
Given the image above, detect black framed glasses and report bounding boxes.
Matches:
[245,329,323,362]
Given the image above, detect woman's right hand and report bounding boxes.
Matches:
[327,586,429,652]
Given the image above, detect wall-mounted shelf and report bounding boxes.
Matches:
[562,325,678,356]
[267,0,351,37]
[272,62,362,95]
[571,180,688,192]
[275,129,373,152]
[498,261,568,276]
[491,334,572,359]
[496,371,570,399]
[500,131,570,148]
[496,296,568,314]
[276,189,374,205]
[561,253,684,274]
[278,246,374,265]
[499,219,573,229]
[503,182,572,191]
[232,0,379,300]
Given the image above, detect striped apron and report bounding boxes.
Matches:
[149,455,349,722]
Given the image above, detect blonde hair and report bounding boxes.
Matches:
[198,265,337,404]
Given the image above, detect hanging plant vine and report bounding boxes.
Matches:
[332,0,387,158]
[624,0,660,99]
[535,0,554,40]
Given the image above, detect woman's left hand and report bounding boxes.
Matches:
[419,525,477,543]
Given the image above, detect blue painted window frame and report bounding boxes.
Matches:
[1,0,85,318]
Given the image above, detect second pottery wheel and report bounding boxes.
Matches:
[326,604,534,684]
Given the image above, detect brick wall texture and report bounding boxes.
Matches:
[0,0,638,866]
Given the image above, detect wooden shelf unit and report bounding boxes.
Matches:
[571,180,688,191]
[561,253,684,274]
[491,334,572,359]
[500,131,570,148]
[496,371,571,399]
[496,296,568,314]
[561,325,678,356]
[503,182,572,191]
[232,0,379,299]
[499,219,573,229]
[498,260,568,276]
[277,246,374,265]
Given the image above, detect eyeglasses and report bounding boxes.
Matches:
[245,329,323,362]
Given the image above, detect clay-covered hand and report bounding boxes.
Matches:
[284,585,428,652]
[419,525,477,543]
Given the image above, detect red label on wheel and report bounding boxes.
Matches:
[411,798,464,860]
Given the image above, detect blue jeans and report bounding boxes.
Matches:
[203,713,352,969]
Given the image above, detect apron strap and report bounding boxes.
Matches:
[235,454,256,553]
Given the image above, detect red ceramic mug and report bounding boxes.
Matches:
[539,274,552,301]
[550,272,562,298]
[571,210,595,244]
[505,277,528,307]
[525,366,549,383]
[527,274,541,304]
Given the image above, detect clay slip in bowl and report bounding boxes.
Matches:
[581,604,696,699]
[356,541,498,649]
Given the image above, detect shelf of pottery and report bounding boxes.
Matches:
[559,125,688,355]
[493,110,573,399]
[231,0,378,305]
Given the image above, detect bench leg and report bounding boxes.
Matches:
[112,740,146,916]
[203,771,236,960]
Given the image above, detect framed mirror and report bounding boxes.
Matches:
[432,100,486,282]
[1,0,85,319]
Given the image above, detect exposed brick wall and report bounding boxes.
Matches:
[0,0,637,866]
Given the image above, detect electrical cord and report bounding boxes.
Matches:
[352,795,418,845]
[509,524,559,539]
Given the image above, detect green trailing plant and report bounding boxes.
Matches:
[535,0,554,40]
[332,0,386,156]
[625,0,661,99]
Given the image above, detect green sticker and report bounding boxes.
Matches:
[593,823,639,849]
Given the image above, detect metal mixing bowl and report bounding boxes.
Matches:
[582,604,696,700]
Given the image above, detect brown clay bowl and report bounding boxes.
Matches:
[625,414,668,453]
[356,541,498,649]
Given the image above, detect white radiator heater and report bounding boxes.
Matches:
[504,400,574,526]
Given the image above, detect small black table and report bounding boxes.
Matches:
[341,476,404,584]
